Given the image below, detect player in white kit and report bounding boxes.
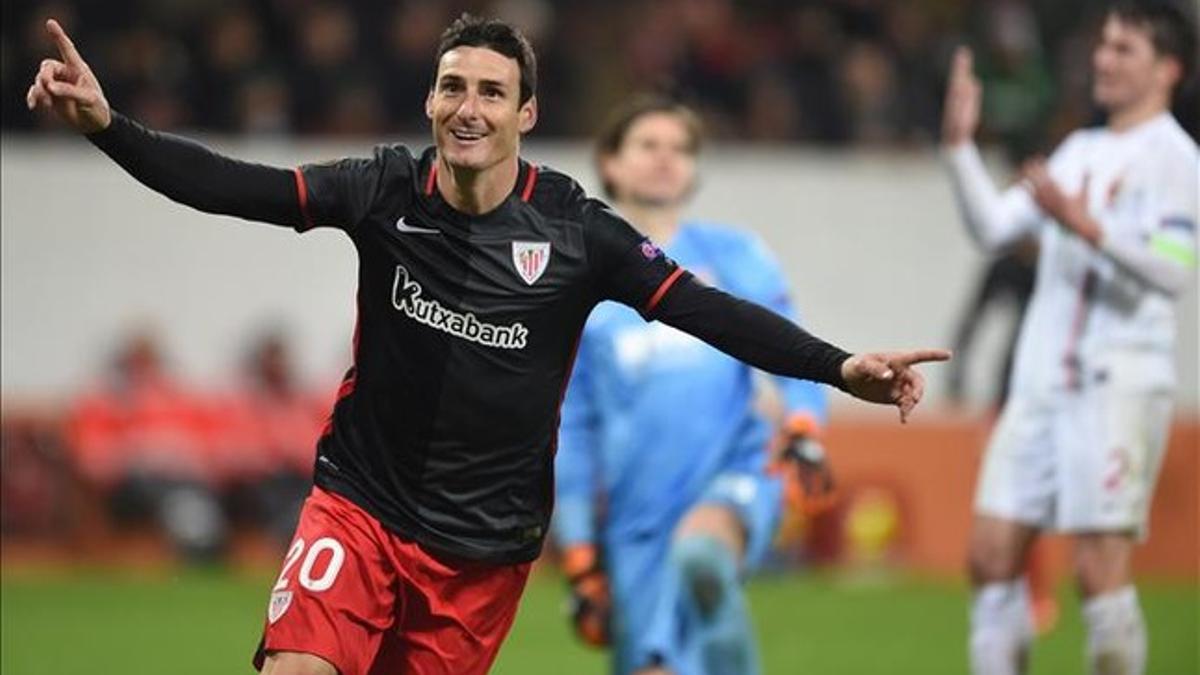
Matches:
[941,2,1197,674]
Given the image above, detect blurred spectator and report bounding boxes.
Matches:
[323,79,388,136]
[66,329,227,562]
[382,1,449,131]
[839,40,903,144]
[101,24,193,129]
[289,3,370,133]
[745,70,803,140]
[1,411,71,537]
[55,326,332,559]
[234,71,291,135]
[2,0,1196,143]
[882,2,946,144]
[218,329,328,546]
[194,5,271,130]
[972,0,1055,160]
[673,0,751,132]
[784,5,851,143]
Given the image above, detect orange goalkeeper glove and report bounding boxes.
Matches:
[770,414,837,515]
[562,543,611,648]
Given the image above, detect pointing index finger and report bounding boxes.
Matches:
[892,349,953,367]
[46,19,84,67]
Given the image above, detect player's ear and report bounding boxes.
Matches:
[518,95,537,134]
[1156,55,1182,92]
[425,89,434,120]
[598,152,620,188]
[597,152,625,200]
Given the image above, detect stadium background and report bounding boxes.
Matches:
[1,0,1196,673]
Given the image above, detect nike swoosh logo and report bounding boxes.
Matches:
[395,216,440,234]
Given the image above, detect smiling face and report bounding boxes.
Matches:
[1091,14,1180,113]
[426,46,537,173]
[601,111,697,208]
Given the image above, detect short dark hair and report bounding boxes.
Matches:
[433,13,538,106]
[594,95,704,199]
[1108,0,1197,85]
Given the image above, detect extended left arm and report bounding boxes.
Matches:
[648,274,949,421]
[581,195,949,421]
[746,255,834,502]
[735,237,830,427]
[651,273,850,388]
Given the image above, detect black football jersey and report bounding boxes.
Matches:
[295,146,682,563]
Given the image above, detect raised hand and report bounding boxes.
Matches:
[942,46,981,148]
[840,349,952,423]
[26,19,111,133]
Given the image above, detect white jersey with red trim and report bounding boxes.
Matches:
[946,113,1198,395]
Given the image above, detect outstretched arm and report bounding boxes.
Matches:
[89,113,302,226]
[28,19,301,227]
[733,235,831,427]
[578,182,950,423]
[651,275,950,423]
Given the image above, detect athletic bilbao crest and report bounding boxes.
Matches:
[512,241,551,285]
[268,590,293,624]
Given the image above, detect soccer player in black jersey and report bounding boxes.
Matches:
[28,14,949,675]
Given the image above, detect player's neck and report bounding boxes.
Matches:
[619,202,681,246]
[1106,95,1168,133]
[435,155,520,215]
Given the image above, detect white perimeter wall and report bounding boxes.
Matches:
[3,136,1197,410]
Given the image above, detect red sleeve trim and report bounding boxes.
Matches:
[292,167,314,231]
[644,267,686,314]
[520,164,539,202]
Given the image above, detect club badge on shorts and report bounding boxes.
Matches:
[268,590,293,624]
[512,241,551,285]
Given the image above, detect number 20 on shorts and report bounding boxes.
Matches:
[274,537,346,592]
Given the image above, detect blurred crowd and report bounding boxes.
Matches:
[1,328,334,561]
[6,0,1194,156]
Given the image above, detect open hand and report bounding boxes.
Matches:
[840,349,952,423]
[26,19,111,133]
[942,46,981,147]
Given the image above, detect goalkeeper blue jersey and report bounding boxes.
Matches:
[553,222,828,547]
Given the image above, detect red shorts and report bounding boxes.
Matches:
[253,487,531,675]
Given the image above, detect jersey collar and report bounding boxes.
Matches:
[421,150,539,213]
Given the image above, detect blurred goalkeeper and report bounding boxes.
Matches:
[554,96,832,675]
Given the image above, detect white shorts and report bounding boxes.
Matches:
[974,363,1174,538]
